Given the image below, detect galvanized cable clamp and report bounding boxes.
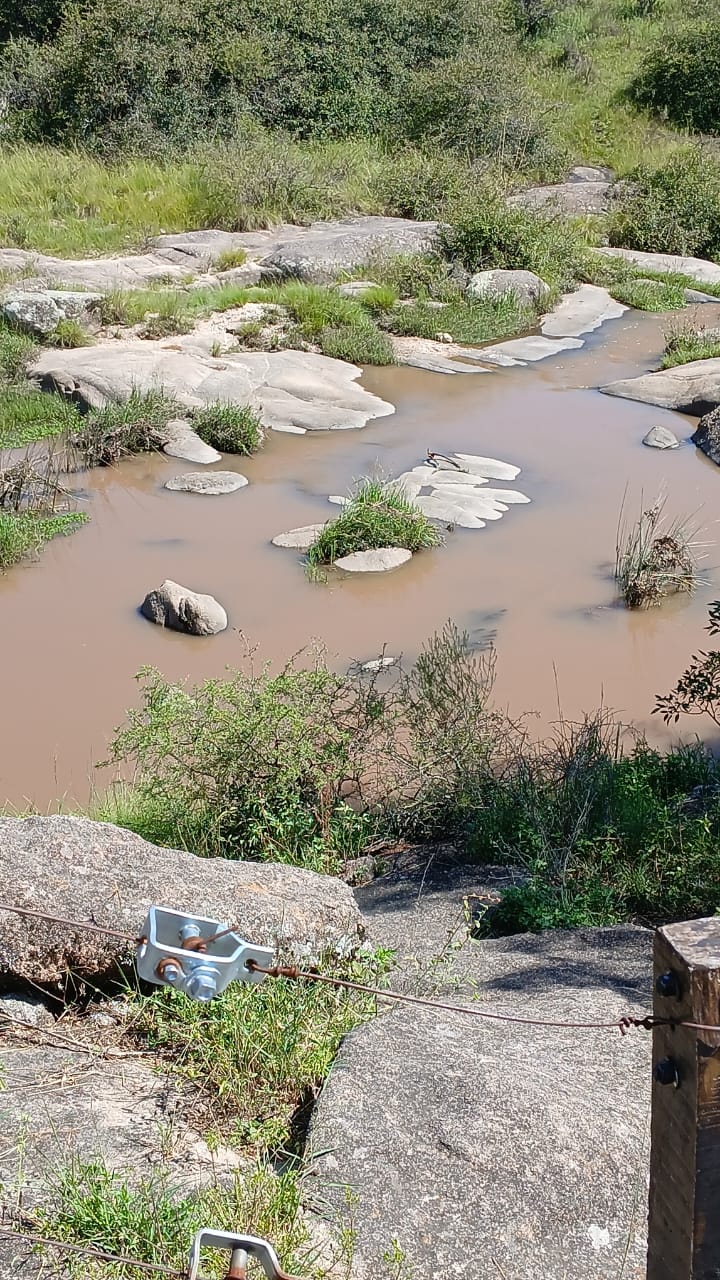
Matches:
[187,1229,301,1280]
[136,907,274,1003]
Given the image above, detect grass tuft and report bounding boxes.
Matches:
[661,319,720,369]
[72,392,180,467]
[0,389,81,447]
[307,478,442,567]
[0,510,87,570]
[615,495,701,608]
[192,403,264,454]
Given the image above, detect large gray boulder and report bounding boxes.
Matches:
[0,815,364,987]
[692,405,720,464]
[31,342,394,434]
[2,290,62,335]
[307,911,652,1280]
[467,268,550,308]
[141,579,228,634]
[255,216,438,284]
[601,359,720,414]
[508,167,613,215]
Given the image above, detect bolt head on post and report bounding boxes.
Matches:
[186,967,219,1002]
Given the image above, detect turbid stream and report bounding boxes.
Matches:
[2,305,719,809]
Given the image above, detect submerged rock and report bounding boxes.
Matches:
[165,470,248,493]
[333,547,413,572]
[0,815,364,986]
[140,579,228,635]
[692,405,720,465]
[643,425,680,450]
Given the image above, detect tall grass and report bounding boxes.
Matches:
[307,478,442,566]
[662,319,720,369]
[615,495,702,607]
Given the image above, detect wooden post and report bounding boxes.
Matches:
[647,917,720,1280]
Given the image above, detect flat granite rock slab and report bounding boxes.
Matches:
[541,284,627,338]
[306,917,652,1280]
[165,470,248,493]
[333,547,413,572]
[601,358,720,415]
[596,246,720,288]
[31,342,394,433]
[272,524,327,549]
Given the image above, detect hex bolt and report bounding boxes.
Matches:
[179,923,202,943]
[656,970,681,1000]
[186,968,219,1002]
[156,958,182,986]
[655,1057,680,1088]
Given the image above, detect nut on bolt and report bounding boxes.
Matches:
[656,970,681,1000]
[156,956,183,986]
[655,1057,680,1088]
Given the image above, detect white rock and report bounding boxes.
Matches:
[337,281,381,297]
[415,496,486,528]
[452,454,521,481]
[333,548,413,572]
[437,485,530,504]
[360,656,399,671]
[479,335,583,364]
[161,420,222,464]
[328,495,350,506]
[541,284,626,339]
[272,524,327,549]
[165,471,248,493]
[426,470,492,488]
[642,425,680,450]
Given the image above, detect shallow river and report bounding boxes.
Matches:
[2,306,719,809]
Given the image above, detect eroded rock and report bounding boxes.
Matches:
[140,579,228,635]
[0,815,364,986]
[272,524,327,549]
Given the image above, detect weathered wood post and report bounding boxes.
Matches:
[647,917,720,1280]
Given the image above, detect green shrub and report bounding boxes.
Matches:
[403,53,560,172]
[437,199,582,289]
[52,317,91,348]
[307,478,442,565]
[213,246,248,271]
[629,19,720,135]
[192,402,264,454]
[73,392,179,466]
[609,149,720,260]
[655,602,720,728]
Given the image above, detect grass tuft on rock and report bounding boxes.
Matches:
[610,277,686,313]
[615,497,700,609]
[307,478,442,566]
[192,402,264,454]
[318,323,396,365]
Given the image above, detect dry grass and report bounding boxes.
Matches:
[615,494,704,607]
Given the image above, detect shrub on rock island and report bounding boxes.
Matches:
[192,403,264,455]
[307,478,442,566]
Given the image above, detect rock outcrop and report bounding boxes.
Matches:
[140,579,228,634]
[596,247,720,288]
[0,816,364,987]
[692,405,720,465]
[31,343,395,434]
[601,359,720,414]
[308,855,652,1280]
[508,166,614,215]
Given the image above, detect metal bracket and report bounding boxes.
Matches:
[187,1229,300,1280]
[135,907,274,1002]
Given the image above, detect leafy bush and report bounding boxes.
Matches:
[307,478,442,565]
[655,602,720,728]
[609,149,720,260]
[437,199,581,289]
[629,20,720,135]
[0,0,516,153]
[192,402,264,454]
[402,53,559,172]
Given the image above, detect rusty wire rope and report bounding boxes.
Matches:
[1,898,719,1036]
[0,1227,184,1276]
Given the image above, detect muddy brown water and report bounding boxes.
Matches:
[2,307,720,809]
